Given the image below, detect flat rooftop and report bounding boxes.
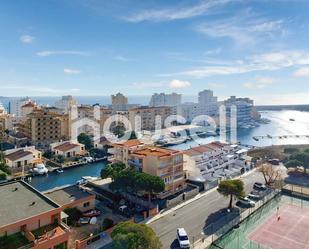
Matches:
[44,185,94,207]
[132,146,180,158]
[0,181,59,228]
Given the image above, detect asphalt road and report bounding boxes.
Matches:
[149,171,264,249]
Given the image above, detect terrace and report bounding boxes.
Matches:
[0,232,32,249]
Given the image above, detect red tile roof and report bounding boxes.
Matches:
[54,142,80,152]
[132,146,180,157]
[115,139,144,148]
[5,150,32,161]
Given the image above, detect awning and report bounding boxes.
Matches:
[61,211,69,220]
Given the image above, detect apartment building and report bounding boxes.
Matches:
[0,181,71,249]
[149,92,181,107]
[174,102,200,123]
[128,146,186,198]
[223,96,254,126]
[129,106,172,131]
[55,95,77,114]
[19,109,69,147]
[4,146,42,168]
[198,89,218,116]
[9,97,33,117]
[21,102,38,117]
[111,92,128,111]
[183,142,248,180]
[108,139,147,165]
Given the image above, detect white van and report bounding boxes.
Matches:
[177,228,190,248]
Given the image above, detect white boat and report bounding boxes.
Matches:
[56,168,64,173]
[84,157,95,163]
[33,163,48,175]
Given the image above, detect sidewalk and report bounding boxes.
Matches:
[145,168,257,225]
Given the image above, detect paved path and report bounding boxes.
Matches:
[149,171,264,249]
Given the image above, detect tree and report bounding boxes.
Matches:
[111,221,162,249]
[112,123,126,138]
[43,150,53,159]
[133,172,165,202]
[77,133,92,150]
[101,162,126,181]
[129,131,137,140]
[217,179,245,209]
[257,162,284,186]
[285,159,303,170]
[0,152,10,175]
[290,152,309,174]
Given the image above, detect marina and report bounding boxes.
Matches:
[28,110,309,192]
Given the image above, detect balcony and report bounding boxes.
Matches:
[28,222,70,248]
[0,232,33,249]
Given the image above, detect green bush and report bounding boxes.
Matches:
[0,172,7,180]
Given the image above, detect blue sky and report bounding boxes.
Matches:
[1,0,309,105]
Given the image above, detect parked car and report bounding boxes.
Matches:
[83,209,101,217]
[247,193,261,201]
[253,182,267,190]
[77,217,91,226]
[177,228,190,248]
[236,197,255,208]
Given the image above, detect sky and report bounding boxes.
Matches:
[1,0,309,105]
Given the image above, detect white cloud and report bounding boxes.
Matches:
[196,14,284,45]
[243,77,277,89]
[123,0,234,22]
[160,50,309,78]
[169,79,191,88]
[20,35,35,44]
[113,55,135,62]
[64,68,81,75]
[36,50,90,57]
[293,67,309,77]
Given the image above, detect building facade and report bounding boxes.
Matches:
[198,89,218,116]
[55,95,77,114]
[149,93,181,107]
[0,181,71,249]
[4,146,42,168]
[129,106,172,131]
[223,96,254,126]
[19,109,69,148]
[128,146,186,198]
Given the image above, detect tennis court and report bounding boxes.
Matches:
[249,203,309,249]
[209,195,309,249]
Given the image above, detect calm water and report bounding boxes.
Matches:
[171,110,309,150]
[29,161,106,191]
[29,110,309,191]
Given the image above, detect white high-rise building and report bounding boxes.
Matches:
[174,102,200,123]
[149,92,181,107]
[9,98,32,117]
[198,90,218,116]
[55,95,78,114]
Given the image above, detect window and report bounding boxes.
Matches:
[83,202,90,208]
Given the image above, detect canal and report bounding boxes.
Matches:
[29,161,107,191]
